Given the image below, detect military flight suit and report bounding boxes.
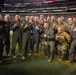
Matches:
[11,20,22,56]
[49,21,57,28]
[67,25,76,62]
[29,22,34,52]
[39,24,45,51]
[56,31,71,60]
[31,22,41,53]
[21,21,31,56]
[44,27,55,61]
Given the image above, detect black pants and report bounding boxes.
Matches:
[3,36,10,55]
[69,39,76,62]
[0,37,3,61]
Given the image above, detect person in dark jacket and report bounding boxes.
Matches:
[3,14,11,56]
[0,15,5,64]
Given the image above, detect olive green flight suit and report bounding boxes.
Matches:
[21,21,31,56]
[11,20,22,55]
[44,27,55,60]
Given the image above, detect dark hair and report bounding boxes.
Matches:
[44,22,50,26]
[68,16,73,20]
[15,13,20,15]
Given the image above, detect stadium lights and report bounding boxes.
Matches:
[41,1,52,4]
[70,8,76,10]
[31,11,37,12]
[53,10,63,11]
[42,10,47,12]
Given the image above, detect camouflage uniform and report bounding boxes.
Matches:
[56,31,71,60]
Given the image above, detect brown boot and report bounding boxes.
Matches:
[28,53,32,56]
[66,60,73,63]
[22,56,25,60]
[57,57,60,60]
[48,59,52,63]
[34,53,38,56]
[45,56,48,59]
[12,56,16,59]
[57,57,63,61]
[18,53,22,57]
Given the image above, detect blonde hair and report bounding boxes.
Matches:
[4,14,10,20]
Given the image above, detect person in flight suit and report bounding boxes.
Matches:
[55,17,67,32]
[3,14,11,56]
[39,19,45,52]
[56,26,71,61]
[11,14,22,59]
[31,16,41,55]
[0,15,5,64]
[21,16,31,60]
[47,15,51,23]
[43,22,55,63]
[66,17,76,63]
[49,16,57,29]
[40,15,44,21]
[28,15,34,56]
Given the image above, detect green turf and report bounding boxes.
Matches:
[0,55,76,75]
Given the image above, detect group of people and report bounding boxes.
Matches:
[0,14,76,64]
